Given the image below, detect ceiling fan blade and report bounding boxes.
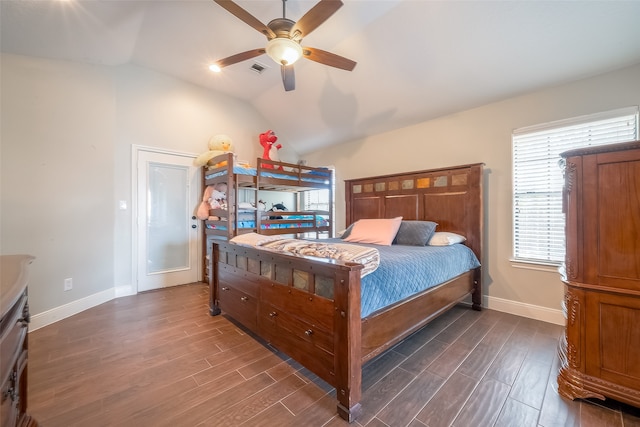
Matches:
[281,64,295,91]
[290,0,343,40]
[216,48,266,68]
[214,0,275,39]
[302,47,356,71]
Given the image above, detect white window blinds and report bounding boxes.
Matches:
[303,189,331,212]
[512,106,639,265]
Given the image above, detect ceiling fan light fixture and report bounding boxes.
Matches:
[266,37,302,66]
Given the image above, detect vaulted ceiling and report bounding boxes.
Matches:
[3,0,640,154]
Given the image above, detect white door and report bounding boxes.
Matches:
[136,149,201,292]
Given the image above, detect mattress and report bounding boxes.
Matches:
[323,239,481,318]
[204,166,331,184]
[205,215,329,231]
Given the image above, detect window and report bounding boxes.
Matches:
[303,188,331,212]
[303,187,333,235]
[512,107,639,265]
[302,169,334,238]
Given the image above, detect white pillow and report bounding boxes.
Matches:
[428,232,466,246]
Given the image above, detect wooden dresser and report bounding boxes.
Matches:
[1,255,38,427]
[558,140,640,408]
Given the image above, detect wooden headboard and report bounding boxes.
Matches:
[344,163,484,263]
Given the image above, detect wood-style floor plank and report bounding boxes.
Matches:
[494,397,539,427]
[509,357,552,410]
[415,372,478,426]
[376,370,445,426]
[26,283,640,426]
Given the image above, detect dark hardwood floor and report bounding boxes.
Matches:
[27,283,640,426]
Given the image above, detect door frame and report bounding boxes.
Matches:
[131,144,202,294]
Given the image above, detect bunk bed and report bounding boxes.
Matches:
[202,153,333,239]
[201,153,334,284]
[209,163,484,422]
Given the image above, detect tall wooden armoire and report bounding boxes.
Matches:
[557,140,640,408]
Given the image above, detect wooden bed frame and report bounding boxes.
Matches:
[209,163,484,422]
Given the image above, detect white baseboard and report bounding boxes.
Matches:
[115,284,136,298]
[28,288,115,331]
[484,295,565,325]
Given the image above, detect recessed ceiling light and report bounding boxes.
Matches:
[209,64,221,73]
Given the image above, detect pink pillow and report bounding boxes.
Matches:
[343,217,403,246]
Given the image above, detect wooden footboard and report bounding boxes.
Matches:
[210,241,479,422]
[211,241,364,421]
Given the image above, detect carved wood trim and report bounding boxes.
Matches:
[566,257,577,280]
[564,161,577,195]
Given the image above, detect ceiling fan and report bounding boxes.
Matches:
[211,0,357,91]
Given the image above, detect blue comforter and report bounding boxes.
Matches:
[324,239,480,318]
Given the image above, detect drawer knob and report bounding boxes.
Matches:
[240,296,249,302]
[304,329,313,336]
[269,311,277,317]
[221,286,230,291]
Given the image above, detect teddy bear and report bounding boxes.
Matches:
[195,182,227,220]
[259,130,283,170]
[194,134,234,169]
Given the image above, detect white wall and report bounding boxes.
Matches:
[111,64,276,290]
[1,54,116,318]
[0,53,278,325]
[303,63,640,324]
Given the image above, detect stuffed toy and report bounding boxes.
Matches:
[196,186,214,220]
[259,130,282,170]
[196,183,227,220]
[268,203,287,219]
[194,134,234,169]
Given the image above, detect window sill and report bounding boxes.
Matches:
[509,259,561,273]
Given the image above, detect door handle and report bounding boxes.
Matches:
[191,224,197,229]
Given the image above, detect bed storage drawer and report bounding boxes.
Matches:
[260,282,334,331]
[217,265,259,331]
[258,283,335,384]
[259,301,335,383]
[218,284,258,332]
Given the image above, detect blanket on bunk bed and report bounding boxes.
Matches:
[229,233,380,277]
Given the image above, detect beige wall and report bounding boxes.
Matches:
[0,54,278,320]
[303,63,640,323]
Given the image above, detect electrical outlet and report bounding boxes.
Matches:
[64,278,73,291]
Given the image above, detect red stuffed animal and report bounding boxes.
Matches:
[259,130,282,170]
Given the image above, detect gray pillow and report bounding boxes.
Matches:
[340,223,355,239]
[393,221,438,246]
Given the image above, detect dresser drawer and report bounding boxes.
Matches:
[1,375,18,427]
[218,285,257,332]
[0,295,27,385]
